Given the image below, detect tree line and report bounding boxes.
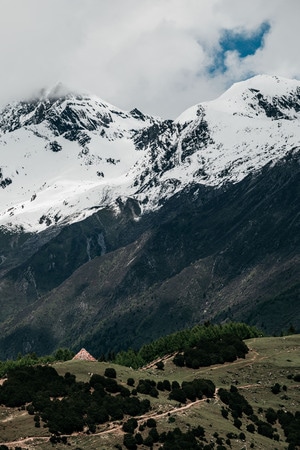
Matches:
[115,322,261,369]
[0,348,74,378]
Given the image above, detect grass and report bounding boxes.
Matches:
[0,334,300,449]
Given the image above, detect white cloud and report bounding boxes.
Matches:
[0,0,299,117]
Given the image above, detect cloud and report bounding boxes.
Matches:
[0,0,299,117]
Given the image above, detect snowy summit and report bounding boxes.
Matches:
[0,74,300,232]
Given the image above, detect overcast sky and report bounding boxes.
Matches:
[0,0,299,118]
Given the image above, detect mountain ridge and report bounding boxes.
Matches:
[1,74,300,232]
[0,74,300,358]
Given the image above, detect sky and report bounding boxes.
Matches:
[0,0,299,118]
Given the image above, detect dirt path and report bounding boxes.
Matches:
[0,436,49,448]
[0,347,269,448]
[141,353,176,370]
[1,410,27,423]
[0,397,210,448]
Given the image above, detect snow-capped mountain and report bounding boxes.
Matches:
[1,75,300,232]
[1,75,300,358]
[131,75,300,208]
[0,84,160,231]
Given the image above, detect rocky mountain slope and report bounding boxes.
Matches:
[0,75,300,358]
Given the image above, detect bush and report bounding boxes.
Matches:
[149,387,159,398]
[89,373,106,388]
[149,427,160,442]
[135,432,143,445]
[257,420,274,438]
[234,418,242,429]
[104,367,117,378]
[157,381,165,391]
[171,380,180,390]
[123,418,138,434]
[246,423,255,433]
[239,432,246,440]
[271,383,281,394]
[221,408,229,419]
[181,383,196,402]
[173,353,185,367]
[146,418,157,428]
[265,408,277,424]
[169,388,187,404]
[163,379,171,391]
[143,435,154,447]
[136,379,157,396]
[127,377,135,386]
[155,361,164,370]
[123,433,137,450]
[104,378,119,393]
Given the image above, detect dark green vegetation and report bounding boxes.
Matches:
[0,334,300,449]
[0,348,74,378]
[0,364,216,447]
[0,365,151,435]
[0,152,300,359]
[115,322,259,368]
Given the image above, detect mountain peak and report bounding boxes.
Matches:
[220,74,300,101]
[1,74,300,232]
[176,74,300,123]
[44,82,76,100]
[32,82,81,102]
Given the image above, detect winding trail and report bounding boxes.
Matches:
[0,345,292,449]
[0,397,210,448]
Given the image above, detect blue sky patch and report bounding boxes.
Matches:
[209,21,271,74]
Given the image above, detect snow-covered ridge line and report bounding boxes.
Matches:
[1,74,300,232]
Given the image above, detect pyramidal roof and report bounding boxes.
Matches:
[72,348,97,361]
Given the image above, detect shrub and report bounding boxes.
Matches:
[169,388,187,404]
[149,427,160,442]
[123,418,138,434]
[89,373,106,387]
[257,420,274,438]
[146,418,157,428]
[271,383,281,394]
[123,433,137,450]
[135,432,143,445]
[104,367,117,378]
[173,353,185,367]
[163,379,171,391]
[155,361,164,370]
[221,408,229,419]
[265,408,277,424]
[246,423,255,433]
[104,378,119,393]
[181,382,196,401]
[157,381,165,391]
[127,377,135,386]
[171,380,180,390]
[239,432,246,440]
[149,387,159,398]
[143,435,154,447]
[234,418,242,429]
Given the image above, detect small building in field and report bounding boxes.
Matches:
[72,348,97,362]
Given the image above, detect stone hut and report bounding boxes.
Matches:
[72,348,97,361]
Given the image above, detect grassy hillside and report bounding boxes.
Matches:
[0,334,299,449]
